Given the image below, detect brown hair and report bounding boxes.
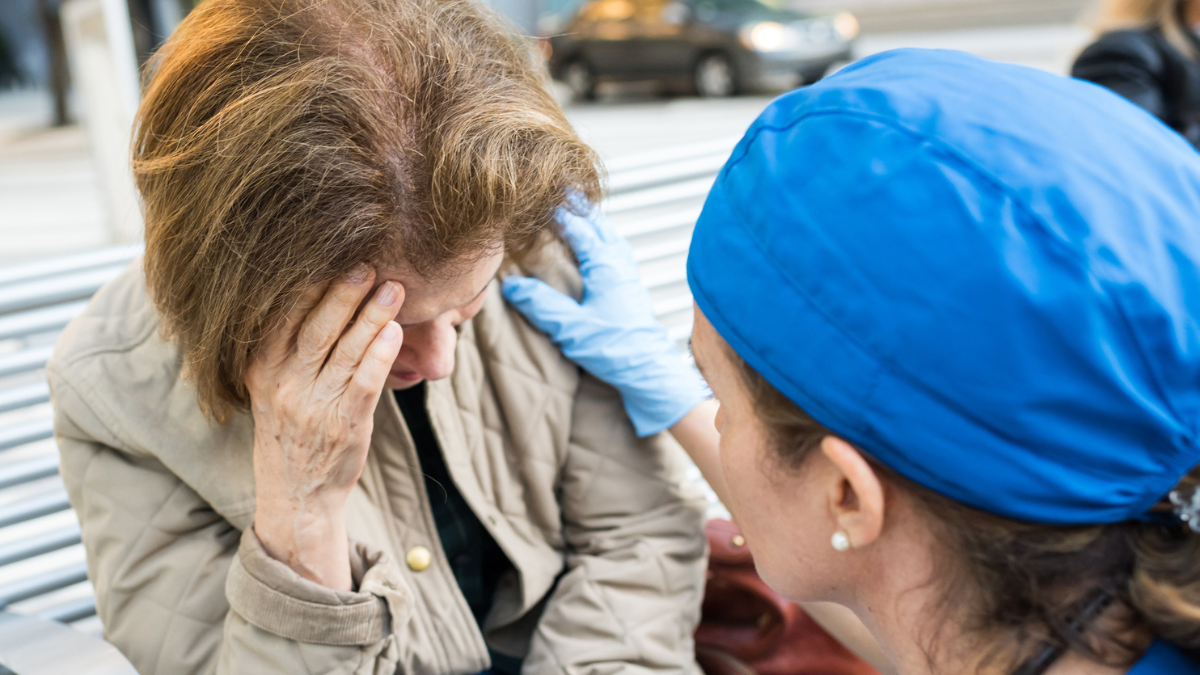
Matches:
[726,343,1200,672]
[1094,0,1197,58]
[134,0,600,421]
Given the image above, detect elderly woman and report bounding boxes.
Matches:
[506,50,1200,674]
[46,0,708,673]
[1072,0,1200,149]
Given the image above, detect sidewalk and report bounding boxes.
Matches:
[795,0,1092,33]
[857,23,1092,74]
[0,90,109,267]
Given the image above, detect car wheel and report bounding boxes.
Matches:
[563,60,596,101]
[694,53,737,98]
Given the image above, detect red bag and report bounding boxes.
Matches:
[695,520,881,675]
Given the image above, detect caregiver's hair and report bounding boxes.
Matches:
[133,0,600,422]
[1095,0,1197,57]
[726,344,1200,670]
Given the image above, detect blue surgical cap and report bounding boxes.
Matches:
[687,49,1200,526]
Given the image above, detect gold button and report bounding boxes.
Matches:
[731,535,746,548]
[406,546,432,572]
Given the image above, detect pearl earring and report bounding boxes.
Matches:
[831,531,851,552]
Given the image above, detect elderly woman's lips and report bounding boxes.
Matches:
[390,369,423,381]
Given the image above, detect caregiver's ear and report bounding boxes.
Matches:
[820,436,885,550]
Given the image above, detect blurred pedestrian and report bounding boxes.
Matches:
[1072,0,1200,149]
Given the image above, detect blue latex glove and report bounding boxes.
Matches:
[502,202,708,437]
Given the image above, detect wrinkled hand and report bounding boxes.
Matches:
[503,202,708,437]
[245,267,403,589]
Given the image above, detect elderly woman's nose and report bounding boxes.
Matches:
[400,320,458,380]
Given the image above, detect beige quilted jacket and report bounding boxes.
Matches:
[47,258,708,675]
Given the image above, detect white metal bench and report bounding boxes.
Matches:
[0,137,735,671]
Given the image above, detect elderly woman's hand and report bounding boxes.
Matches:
[245,268,403,591]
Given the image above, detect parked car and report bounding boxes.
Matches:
[545,0,858,99]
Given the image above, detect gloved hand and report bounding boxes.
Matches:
[503,201,709,437]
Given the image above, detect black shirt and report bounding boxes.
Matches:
[1072,25,1200,150]
[393,383,523,675]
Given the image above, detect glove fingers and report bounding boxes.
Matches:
[557,206,604,260]
[502,275,583,335]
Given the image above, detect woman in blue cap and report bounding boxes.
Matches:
[504,49,1200,674]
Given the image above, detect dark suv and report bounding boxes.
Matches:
[545,0,857,98]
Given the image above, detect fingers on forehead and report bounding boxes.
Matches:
[286,273,354,324]
[315,270,378,324]
[266,279,333,346]
[322,282,402,383]
[293,270,374,349]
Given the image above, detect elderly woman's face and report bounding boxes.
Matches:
[378,249,505,390]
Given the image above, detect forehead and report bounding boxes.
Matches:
[690,308,718,357]
[690,309,724,372]
[380,249,503,325]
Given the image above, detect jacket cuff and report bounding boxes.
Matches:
[225,527,413,646]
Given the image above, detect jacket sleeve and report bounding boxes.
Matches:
[1072,30,1171,122]
[51,381,411,675]
[523,374,708,675]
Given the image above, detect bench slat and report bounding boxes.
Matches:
[37,597,95,625]
[0,491,71,530]
[0,347,54,379]
[0,245,140,289]
[0,563,88,609]
[604,137,738,173]
[0,302,88,342]
[632,237,691,265]
[0,384,50,415]
[0,456,60,492]
[0,419,54,453]
[641,266,687,291]
[607,153,727,194]
[616,208,701,240]
[0,526,80,568]
[653,294,695,317]
[605,177,714,215]
[0,267,126,316]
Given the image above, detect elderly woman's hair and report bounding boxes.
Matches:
[1094,0,1196,57]
[134,0,601,421]
[723,341,1200,671]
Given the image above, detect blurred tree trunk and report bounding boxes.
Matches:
[37,0,70,126]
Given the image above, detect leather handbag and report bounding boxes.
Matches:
[695,519,881,675]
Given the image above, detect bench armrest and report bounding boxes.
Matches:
[0,612,136,675]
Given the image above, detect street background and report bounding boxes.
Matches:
[0,0,1137,636]
[0,0,1099,265]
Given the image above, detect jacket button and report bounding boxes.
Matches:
[406,546,433,572]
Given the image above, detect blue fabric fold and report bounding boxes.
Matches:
[688,49,1200,525]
